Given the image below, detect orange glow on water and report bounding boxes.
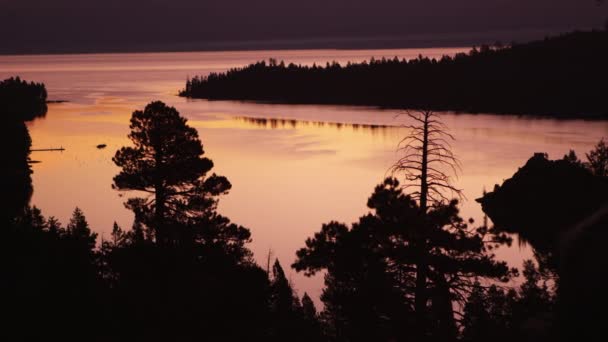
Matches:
[3,49,607,302]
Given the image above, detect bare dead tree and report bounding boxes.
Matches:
[390,109,463,337]
[391,109,463,212]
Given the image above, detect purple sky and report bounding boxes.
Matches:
[1,0,606,53]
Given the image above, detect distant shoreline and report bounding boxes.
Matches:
[0,44,468,58]
[0,44,469,58]
[181,30,608,120]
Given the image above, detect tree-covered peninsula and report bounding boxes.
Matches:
[181,30,608,118]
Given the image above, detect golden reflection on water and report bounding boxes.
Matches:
[25,99,608,304]
[4,49,608,303]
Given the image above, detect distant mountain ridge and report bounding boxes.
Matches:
[0,28,570,56]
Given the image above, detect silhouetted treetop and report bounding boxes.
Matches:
[113,101,238,247]
[391,110,463,210]
[586,138,608,177]
[181,30,608,118]
[294,177,515,341]
[1,77,47,122]
[2,206,101,339]
[66,207,98,251]
[462,260,556,342]
[113,101,215,194]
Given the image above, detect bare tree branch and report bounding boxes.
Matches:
[391,109,464,208]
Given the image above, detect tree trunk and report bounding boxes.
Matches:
[431,274,457,340]
[154,145,166,246]
[415,111,430,339]
[155,182,166,245]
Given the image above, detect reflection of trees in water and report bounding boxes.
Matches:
[235,116,394,137]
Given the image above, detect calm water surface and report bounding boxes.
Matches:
[2,48,607,302]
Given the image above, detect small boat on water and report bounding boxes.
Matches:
[96,144,107,149]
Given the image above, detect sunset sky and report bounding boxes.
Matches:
[1,0,606,54]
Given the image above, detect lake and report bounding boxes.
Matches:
[2,48,607,302]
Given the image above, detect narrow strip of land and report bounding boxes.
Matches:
[30,147,65,152]
[181,30,608,119]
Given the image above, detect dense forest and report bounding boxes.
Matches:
[181,30,608,118]
[1,77,48,223]
[478,144,608,341]
[3,79,608,340]
[1,77,48,121]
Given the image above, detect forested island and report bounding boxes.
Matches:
[181,30,608,118]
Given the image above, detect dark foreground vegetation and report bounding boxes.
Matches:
[181,30,608,118]
[478,141,608,341]
[3,79,608,340]
[1,77,47,224]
